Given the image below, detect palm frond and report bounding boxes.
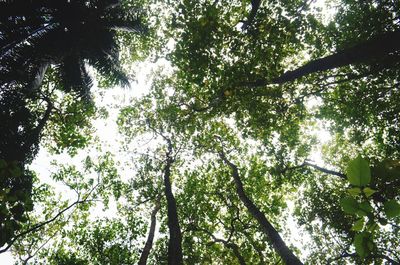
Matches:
[1,0,146,92]
[105,6,147,33]
[1,23,57,60]
[87,50,129,87]
[59,55,93,95]
[90,0,121,10]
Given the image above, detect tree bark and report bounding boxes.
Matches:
[29,63,49,92]
[138,199,160,265]
[219,151,303,265]
[246,29,400,86]
[164,140,184,265]
[241,0,262,30]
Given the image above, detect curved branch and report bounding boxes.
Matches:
[245,29,400,86]
[282,160,346,180]
[0,183,99,254]
[218,148,303,265]
[0,199,85,254]
[273,30,400,84]
[303,161,346,180]
[328,252,400,265]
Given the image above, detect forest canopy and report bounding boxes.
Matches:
[1,0,400,264]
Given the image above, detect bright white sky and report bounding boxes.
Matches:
[1,1,337,263]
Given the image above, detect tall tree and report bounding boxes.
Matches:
[1,0,146,95]
[138,199,161,265]
[2,0,400,264]
[163,139,183,265]
[218,147,303,265]
[118,91,186,264]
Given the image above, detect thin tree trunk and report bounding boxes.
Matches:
[219,151,303,265]
[246,29,400,86]
[164,140,183,265]
[29,63,49,92]
[138,199,161,265]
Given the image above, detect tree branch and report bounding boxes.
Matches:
[241,0,262,30]
[282,160,346,180]
[0,182,99,254]
[217,144,303,265]
[0,199,84,254]
[192,225,246,265]
[328,252,400,265]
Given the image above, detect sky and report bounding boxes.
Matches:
[0,0,337,263]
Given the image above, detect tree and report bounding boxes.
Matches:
[138,199,160,265]
[0,0,149,179]
[1,0,146,94]
[2,0,400,264]
[218,147,303,265]
[118,93,186,264]
[0,0,149,245]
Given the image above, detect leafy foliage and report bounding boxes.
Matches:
[1,0,400,264]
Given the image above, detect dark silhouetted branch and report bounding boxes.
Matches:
[138,198,161,265]
[217,146,303,265]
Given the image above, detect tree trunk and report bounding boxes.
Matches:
[241,0,262,30]
[257,29,400,85]
[138,199,160,265]
[28,63,49,92]
[164,141,184,265]
[219,152,303,265]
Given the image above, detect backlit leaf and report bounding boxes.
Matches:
[346,155,371,186]
[363,187,376,198]
[348,187,361,196]
[351,218,364,231]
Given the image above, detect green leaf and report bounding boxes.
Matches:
[348,187,362,196]
[354,233,367,258]
[351,218,364,231]
[359,201,373,213]
[354,232,373,258]
[367,241,374,251]
[346,155,371,186]
[340,197,358,214]
[367,222,378,232]
[383,200,400,218]
[356,209,368,217]
[363,187,376,198]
